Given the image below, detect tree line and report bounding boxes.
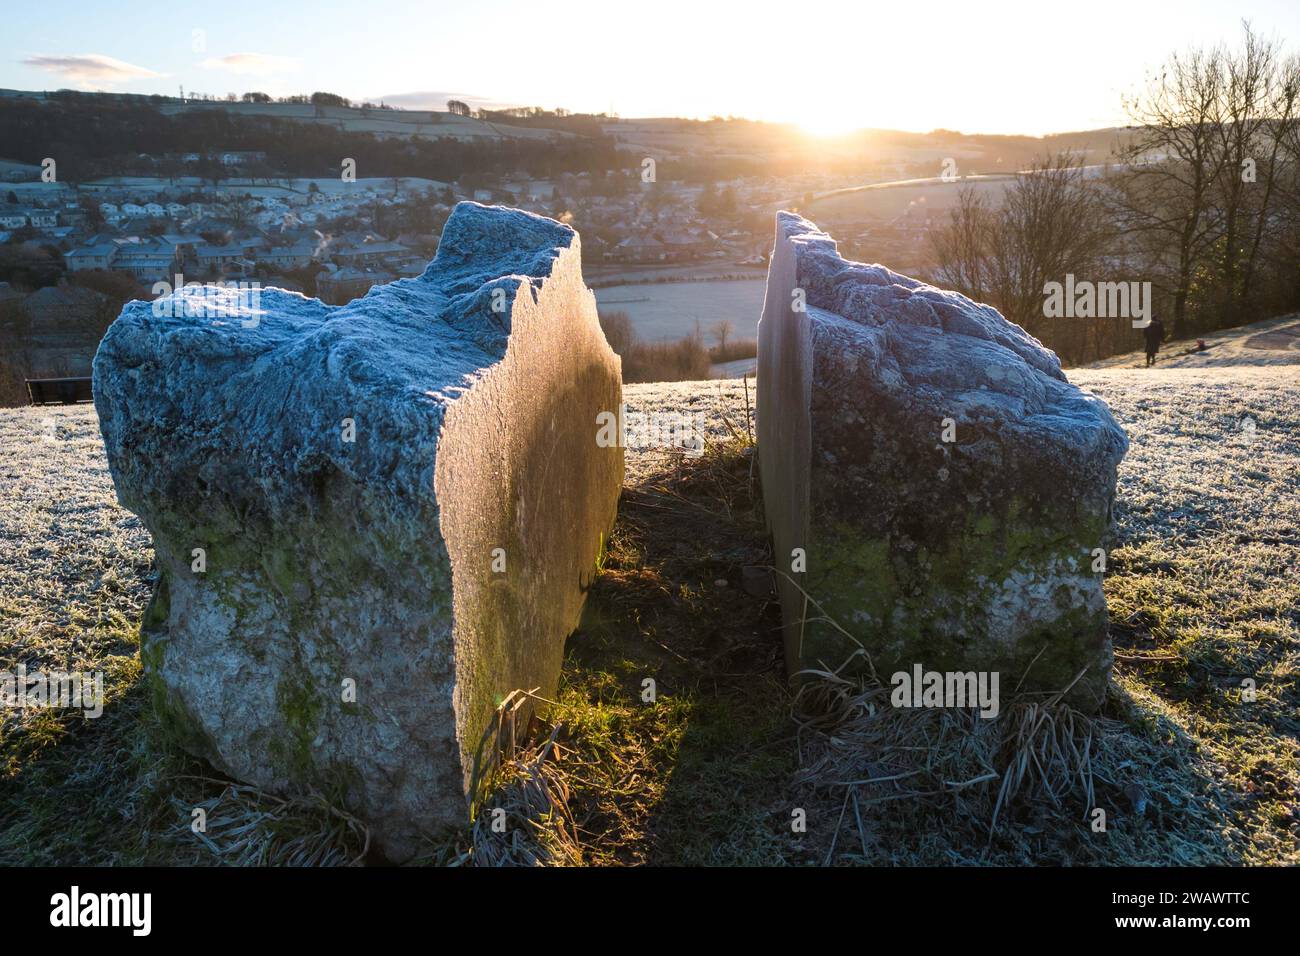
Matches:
[0,96,626,183]
[928,22,1300,365]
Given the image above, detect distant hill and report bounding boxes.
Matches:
[602,116,1136,170]
[0,87,1136,160]
[0,86,1141,192]
[0,88,618,182]
[0,88,574,144]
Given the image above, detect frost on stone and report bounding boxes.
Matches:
[756,212,1128,708]
[93,202,624,860]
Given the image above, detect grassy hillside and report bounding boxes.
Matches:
[602,118,1133,169]
[156,98,574,143]
[0,362,1295,865]
[1086,314,1300,370]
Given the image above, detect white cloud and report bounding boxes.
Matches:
[22,53,162,87]
[201,53,299,76]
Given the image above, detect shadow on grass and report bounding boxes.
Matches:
[0,649,372,866]
[0,679,191,866]
[548,438,806,865]
[548,435,1272,866]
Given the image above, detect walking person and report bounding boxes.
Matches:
[1144,316,1165,367]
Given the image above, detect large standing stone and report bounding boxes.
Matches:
[94,202,623,859]
[757,212,1127,708]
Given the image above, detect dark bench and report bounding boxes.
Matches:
[26,377,94,406]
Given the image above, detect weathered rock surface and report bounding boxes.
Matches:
[757,212,1127,707]
[93,202,623,859]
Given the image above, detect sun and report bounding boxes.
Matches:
[795,110,864,139]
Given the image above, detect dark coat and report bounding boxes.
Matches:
[1144,318,1165,353]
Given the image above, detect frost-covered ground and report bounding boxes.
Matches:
[623,378,756,484]
[1069,365,1298,864]
[627,364,1299,864]
[0,406,152,771]
[1,360,1296,864]
[1086,313,1300,369]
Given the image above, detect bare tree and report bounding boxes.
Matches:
[929,154,1112,363]
[224,197,254,230]
[1239,42,1300,314]
[598,310,635,355]
[930,25,1300,358]
[1110,22,1300,336]
[1114,43,1228,338]
[711,319,734,354]
[929,185,994,301]
[1267,54,1300,310]
[1210,23,1285,321]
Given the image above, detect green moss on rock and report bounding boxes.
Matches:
[802,497,1109,700]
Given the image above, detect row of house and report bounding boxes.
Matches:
[93,184,431,232]
[0,202,75,230]
[162,150,269,167]
[606,228,726,264]
[98,201,205,223]
[64,234,314,281]
[62,231,424,285]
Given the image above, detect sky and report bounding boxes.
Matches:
[2,0,1298,136]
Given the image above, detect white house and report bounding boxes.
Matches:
[194,243,254,277]
[66,242,118,272]
[504,180,556,201]
[259,241,317,269]
[219,150,267,166]
[111,245,178,282]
